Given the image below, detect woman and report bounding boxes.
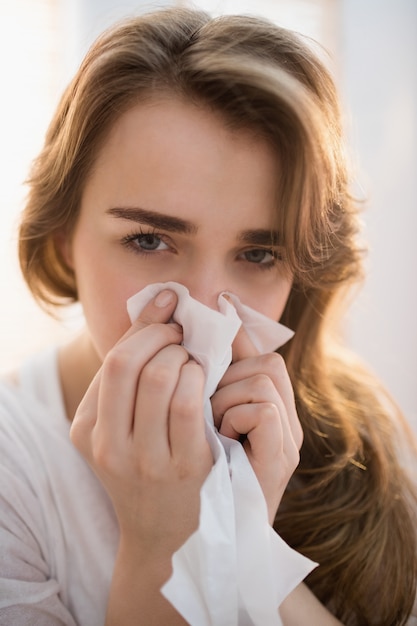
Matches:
[1,6,416,625]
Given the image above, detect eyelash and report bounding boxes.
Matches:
[121,228,172,254]
[239,247,281,270]
[120,228,282,270]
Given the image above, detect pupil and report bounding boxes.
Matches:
[248,250,265,262]
[140,234,158,249]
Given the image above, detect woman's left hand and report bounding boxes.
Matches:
[210,327,303,524]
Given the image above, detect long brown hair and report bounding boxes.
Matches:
[18,8,416,624]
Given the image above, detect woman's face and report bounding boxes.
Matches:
[67,98,293,360]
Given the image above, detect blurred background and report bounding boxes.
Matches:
[0,0,416,429]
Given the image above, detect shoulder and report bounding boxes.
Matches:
[0,348,117,624]
[0,347,75,497]
[0,346,65,432]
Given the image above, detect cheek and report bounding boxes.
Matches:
[78,275,133,358]
[244,276,292,322]
[73,250,140,357]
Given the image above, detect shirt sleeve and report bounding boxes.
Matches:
[0,598,77,626]
[0,450,77,625]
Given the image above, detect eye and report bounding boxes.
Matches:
[135,233,168,251]
[121,230,170,253]
[241,249,275,264]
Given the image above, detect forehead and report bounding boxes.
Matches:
[83,97,281,228]
[97,96,279,167]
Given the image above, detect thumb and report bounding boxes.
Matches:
[231,325,259,362]
[121,289,180,345]
[133,288,178,327]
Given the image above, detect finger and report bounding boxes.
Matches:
[118,289,181,347]
[213,370,302,451]
[94,323,184,448]
[231,325,259,362]
[133,344,190,463]
[220,402,300,520]
[169,360,211,469]
[220,401,300,476]
[212,373,280,429]
[135,289,178,326]
[219,401,283,448]
[216,353,303,450]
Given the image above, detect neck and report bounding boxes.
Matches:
[58,330,101,421]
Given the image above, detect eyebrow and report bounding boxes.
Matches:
[238,229,280,246]
[107,206,279,245]
[107,207,198,234]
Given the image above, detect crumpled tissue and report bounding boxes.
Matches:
[127,282,316,626]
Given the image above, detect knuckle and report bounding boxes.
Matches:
[260,352,293,394]
[142,345,188,388]
[133,311,159,327]
[258,401,279,423]
[154,322,183,343]
[142,359,174,388]
[261,351,285,372]
[170,392,198,418]
[250,373,273,395]
[261,352,288,383]
[92,439,119,473]
[104,345,133,376]
[169,343,189,360]
[151,321,175,335]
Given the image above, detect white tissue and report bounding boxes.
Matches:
[127,282,316,626]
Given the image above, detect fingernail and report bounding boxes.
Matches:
[154,289,174,308]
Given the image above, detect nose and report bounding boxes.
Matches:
[179,263,228,311]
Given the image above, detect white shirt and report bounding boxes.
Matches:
[0,348,118,625]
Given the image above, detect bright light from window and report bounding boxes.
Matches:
[181,0,337,49]
[0,0,75,373]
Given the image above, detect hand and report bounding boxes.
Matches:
[279,583,343,625]
[210,326,303,523]
[70,290,213,562]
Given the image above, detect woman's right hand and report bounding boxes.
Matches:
[70,289,213,565]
